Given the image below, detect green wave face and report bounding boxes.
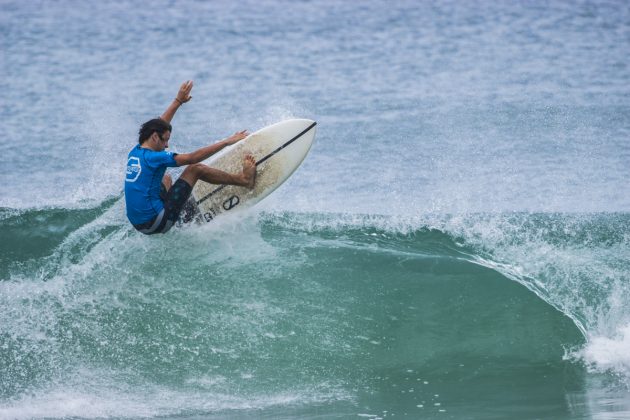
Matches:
[1,205,629,418]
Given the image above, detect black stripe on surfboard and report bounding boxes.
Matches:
[195,121,317,206]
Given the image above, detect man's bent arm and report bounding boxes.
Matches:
[175,140,231,166]
[174,130,249,166]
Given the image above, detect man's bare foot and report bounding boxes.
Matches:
[242,154,257,189]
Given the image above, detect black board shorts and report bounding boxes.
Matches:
[133,178,193,235]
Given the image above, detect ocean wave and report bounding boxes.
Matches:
[261,210,630,380]
[1,204,628,416]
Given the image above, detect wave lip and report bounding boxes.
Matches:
[263,211,630,381]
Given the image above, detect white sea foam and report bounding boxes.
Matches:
[0,381,348,419]
[571,324,630,381]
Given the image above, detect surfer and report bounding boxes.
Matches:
[124,80,256,235]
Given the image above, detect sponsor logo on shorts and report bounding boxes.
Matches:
[126,157,141,182]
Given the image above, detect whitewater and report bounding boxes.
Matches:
[1,1,629,418]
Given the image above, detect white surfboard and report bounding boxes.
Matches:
[188,119,317,223]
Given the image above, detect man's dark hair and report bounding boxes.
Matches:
[138,118,172,144]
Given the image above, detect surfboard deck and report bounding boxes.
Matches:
[183,119,316,224]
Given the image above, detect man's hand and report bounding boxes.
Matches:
[161,81,193,123]
[225,130,249,145]
[176,80,193,104]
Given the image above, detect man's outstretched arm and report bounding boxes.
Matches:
[161,80,193,123]
[174,130,249,166]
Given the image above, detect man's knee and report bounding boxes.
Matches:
[162,173,173,190]
[179,163,205,186]
[183,163,204,176]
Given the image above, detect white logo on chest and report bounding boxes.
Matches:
[125,157,142,182]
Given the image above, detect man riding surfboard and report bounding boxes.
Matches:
[124,81,256,234]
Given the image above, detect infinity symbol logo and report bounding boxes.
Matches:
[222,195,240,211]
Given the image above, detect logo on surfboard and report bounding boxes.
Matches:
[222,195,240,211]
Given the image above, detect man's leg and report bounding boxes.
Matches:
[152,155,256,233]
[179,155,256,189]
[162,173,173,191]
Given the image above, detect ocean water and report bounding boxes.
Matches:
[1,0,629,418]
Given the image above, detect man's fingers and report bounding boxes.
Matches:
[183,82,193,100]
[180,80,193,93]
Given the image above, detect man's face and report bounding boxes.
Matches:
[156,131,171,150]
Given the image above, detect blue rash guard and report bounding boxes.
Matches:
[124,145,179,225]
